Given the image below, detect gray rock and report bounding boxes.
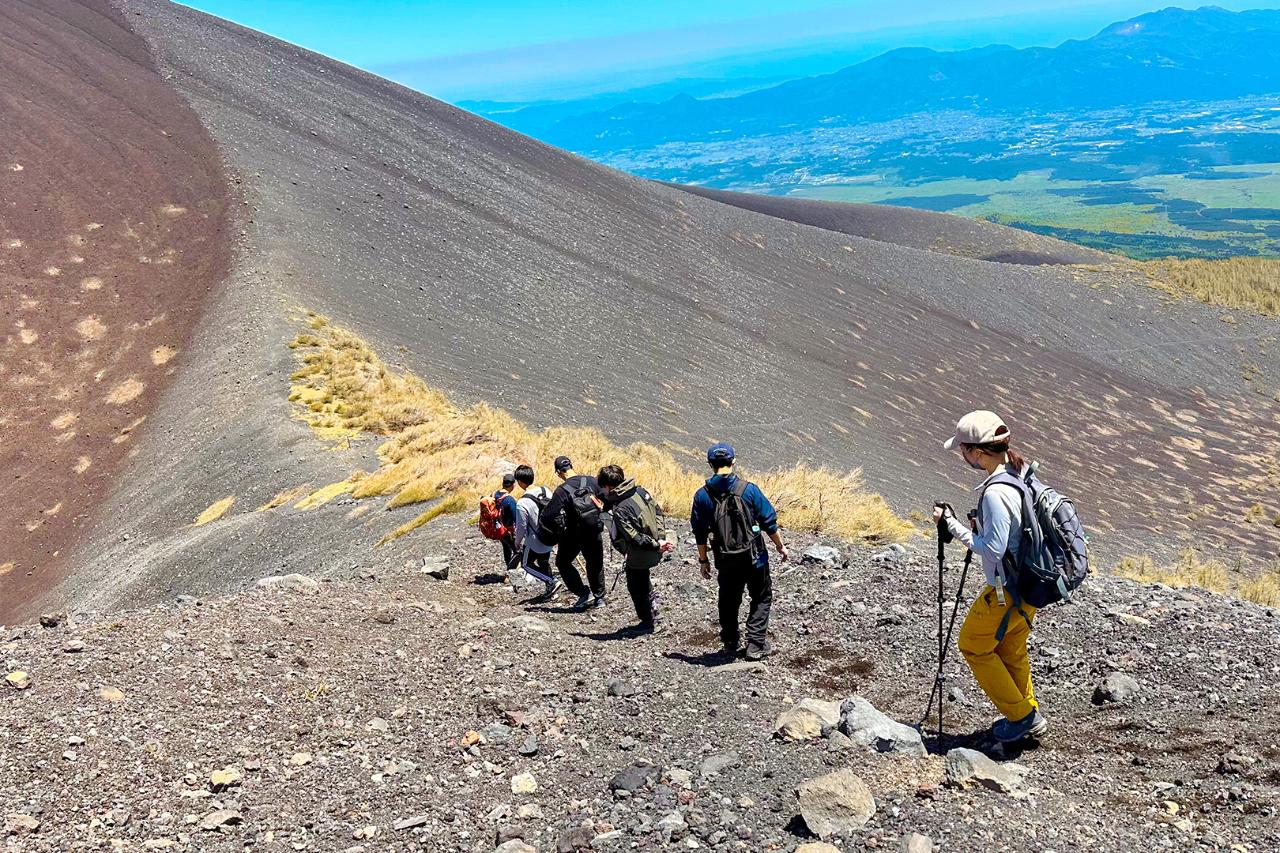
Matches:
[556,826,595,852]
[518,734,538,756]
[901,832,934,853]
[606,679,637,697]
[506,615,552,633]
[801,546,843,568]
[1092,672,1140,704]
[712,660,767,674]
[609,763,661,793]
[944,748,1029,794]
[796,769,876,838]
[393,813,432,831]
[655,812,687,841]
[700,752,741,777]
[494,841,536,853]
[483,722,513,744]
[775,698,842,741]
[838,696,926,756]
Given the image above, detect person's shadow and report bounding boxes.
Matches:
[664,650,737,668]
[572,625,649,643]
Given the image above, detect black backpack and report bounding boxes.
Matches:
[709,480,759,558]
[535,491,565,546]
[568,479,604,531]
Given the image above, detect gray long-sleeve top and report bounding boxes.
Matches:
[945,465,1023,588]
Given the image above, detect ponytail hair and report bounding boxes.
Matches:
[975,439,1025,472]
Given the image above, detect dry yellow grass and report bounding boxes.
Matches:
[193,496,235,526]
[289,314,915,546]
[257,485,312,512]
[1140,257,1280,317]
[1115,549,1280,607]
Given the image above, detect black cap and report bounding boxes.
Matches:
[502,473,516,489]
[553,455,573,473]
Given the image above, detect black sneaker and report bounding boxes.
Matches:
[571,593,591,610]
[744,642,773,662]
[586,596,606,610]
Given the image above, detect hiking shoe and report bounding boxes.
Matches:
[543,579,560,599]
[571,593,591,610]
[720,642,741,659]
[993,710,1049,743]
[586,596,606,610]
[744,642,773,662]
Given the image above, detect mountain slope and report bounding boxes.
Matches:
[1,0,1277,620]
[523,6,1280,148]
[0,0,231,614]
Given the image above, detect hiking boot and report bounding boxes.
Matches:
[744,641,773,662]
[720,642,741,660]
[543,579,560,599]
[571,593,591,610]
[992,710,1049,743]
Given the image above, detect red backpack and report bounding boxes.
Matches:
[478,492,509,540]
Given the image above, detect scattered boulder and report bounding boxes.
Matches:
[518,734,538,756]
[1092,672,1140,704]
[494,841,536,853]
[775,698,842,741]
[1217,751,1258,776]
[5,814,39,835]
[871,544,909,564]
[556,826,595,852]
[506,615,552,633]
[39,612,64,628]
[99,686,125,703]
[5,671,31,690]
[802,546,843,568]
[944,748,1029,794]
[393,813,431,831]
[62,639,84,654]
[421,557,450,580]
[901,832,934,853]
[700,751,741,777]
[606,678,637,697]
[209,767,242,791]
[255,573,319,594]
[610,763,661,793]
[797,844,842,853]
[511,772,537,795]
[197,809,241,832]
[838,696,926,756]
[797,768,876,838]
[712,660,767,674]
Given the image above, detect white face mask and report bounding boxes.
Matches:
[963,447,985,471]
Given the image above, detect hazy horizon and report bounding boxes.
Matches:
[181,1,1280,102]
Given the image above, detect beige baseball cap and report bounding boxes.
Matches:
[943,410,1010,450]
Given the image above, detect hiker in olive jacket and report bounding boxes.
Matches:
[598,465,673,632]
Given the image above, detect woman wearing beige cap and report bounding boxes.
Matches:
[933,410,1049,743]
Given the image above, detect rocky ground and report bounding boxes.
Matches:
[3,519,1278,852]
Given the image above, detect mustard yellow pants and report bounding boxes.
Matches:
[958,585,1038,722]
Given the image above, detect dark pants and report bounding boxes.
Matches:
[625,551,662,626]
[715,552,772,650]
[523,548,553,585]
[557,530,605,597]
[501,535,516,570]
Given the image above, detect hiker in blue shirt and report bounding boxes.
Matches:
[690,443,790,661]
[495,473,520,570]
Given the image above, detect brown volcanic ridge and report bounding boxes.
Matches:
[3,0,1278,621]
[0,0,230,619]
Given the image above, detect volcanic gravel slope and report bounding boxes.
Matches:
[3,0,1279,618]
[2,526,1278,851]
[0,0,231,619]
[668,184,1113,266]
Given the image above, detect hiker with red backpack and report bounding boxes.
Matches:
[537,456,607,610]
[932,410,1089,744]
[479,473,521,572]
[690,443,789,661]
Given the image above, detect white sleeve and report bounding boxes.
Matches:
[513,501,529,550]
[971,485,1020,570]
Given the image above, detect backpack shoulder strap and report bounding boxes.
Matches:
[731,478,749,498]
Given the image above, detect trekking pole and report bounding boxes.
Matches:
[919,503,973,745]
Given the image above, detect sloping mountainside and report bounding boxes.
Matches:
[521,6,1280,148]
[0,0,1277,623]
[0,0,231,614]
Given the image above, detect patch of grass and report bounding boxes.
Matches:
[193,496,235,526]
[1140,257,1280,317]
[257,485,312,512]
[1114,549,1280,607]
[289,314,916,546]
[294,479,357,511]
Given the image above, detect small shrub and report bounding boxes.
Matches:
[1114,549,1280,607]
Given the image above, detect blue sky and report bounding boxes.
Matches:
[181,1,1275,101]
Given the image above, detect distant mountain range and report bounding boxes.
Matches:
[483,6,1280,151]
